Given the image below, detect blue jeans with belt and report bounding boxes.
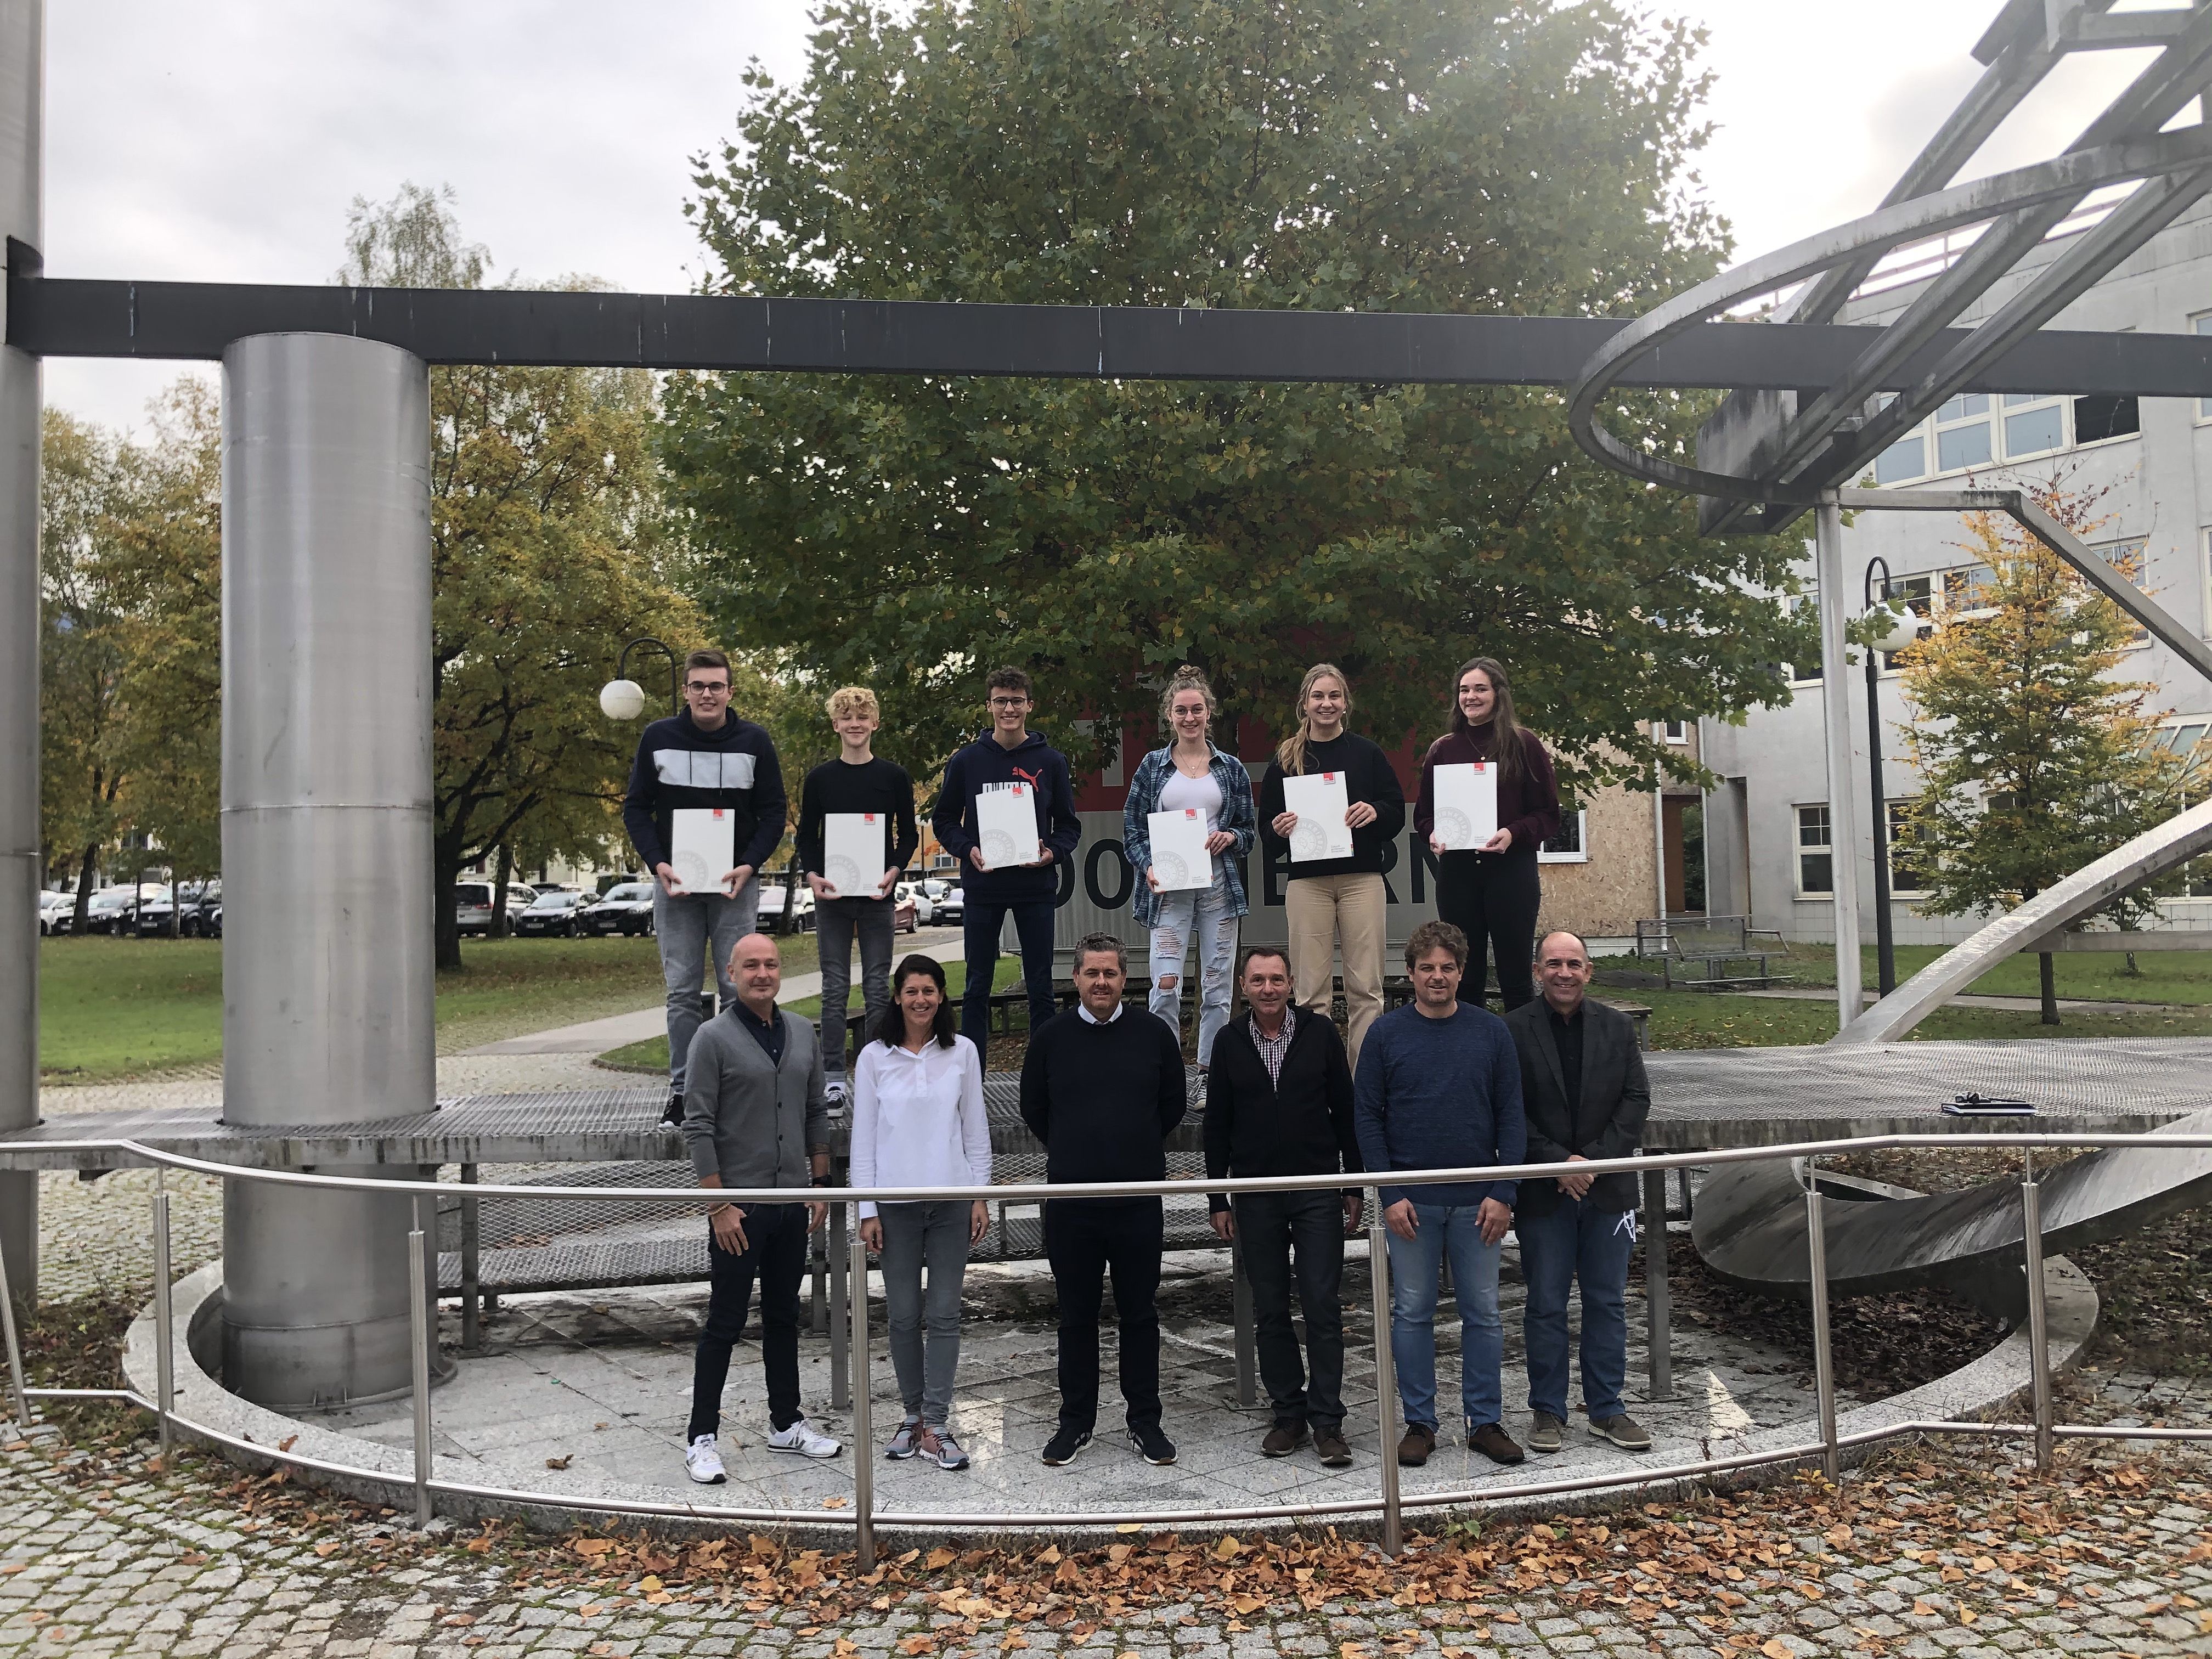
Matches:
[1384,1201,1504,1431]
[1518,1197,1637,1423]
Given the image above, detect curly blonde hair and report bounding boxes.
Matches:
[825,686,880,722]
[1158,665,1218,730]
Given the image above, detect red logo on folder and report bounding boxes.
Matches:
[864,812,877,822]
[1323,771,1336,782]
[1011,783,1026,798]
[711,809,725,820]
[1184,809,1198,819]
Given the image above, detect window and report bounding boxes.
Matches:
[1942,562,1996,616]
[2095,537,2149,645]
[2073,394,2139,443]
[1661,720,1689,743]
[1936,393,1993,471]
[1874,430,1926,484]
[1796,804,1833,897]
[1883,799,1926,897]
[2001,393,2064,459]
[1538,807,1589,865]
[2197,312,2212,420]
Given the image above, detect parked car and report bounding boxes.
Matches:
[37,890,72,935]
[927,879,963,925]
[755,879,815,933]
[893,887,919,934]
[132,885,180,936]
[515,888,591,938]
[453,881,538,938]
[896,881,933,926]
[178,879,222,937]
[82,887,145,935]
[578,881,656,936]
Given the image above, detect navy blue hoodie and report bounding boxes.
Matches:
[622,710,787,876]
[929,729,1082,901]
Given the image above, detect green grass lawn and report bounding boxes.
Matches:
[38,932,819,1082]
[1623,986,2212,1049]
[1669,939,2212,1003]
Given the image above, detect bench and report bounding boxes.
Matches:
[1636,915,1792,992]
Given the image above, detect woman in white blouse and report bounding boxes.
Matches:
[853,953,992,1470]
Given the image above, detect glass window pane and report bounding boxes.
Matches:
[1797,805,1830,848]
[2074,394,2139,442]
[2002,393,2051,407]
[2176,723,2208,752]
[1939,393,1988,422]
[1937,421,1993,470]
[1799,852,1833,894]
[2004,403,2064,456]
[1874,433,1925,483]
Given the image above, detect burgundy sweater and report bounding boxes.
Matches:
[1412,724,1562,857]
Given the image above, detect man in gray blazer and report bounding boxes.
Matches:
[680,932,839,1482]
[1502,930,1652,1455]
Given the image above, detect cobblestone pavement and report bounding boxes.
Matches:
[4,1428,2211,1658]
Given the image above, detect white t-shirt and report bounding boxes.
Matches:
[1157,765,1224,832]
[849,1034,991,1220]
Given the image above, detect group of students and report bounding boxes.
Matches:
[622,648,1652,1479]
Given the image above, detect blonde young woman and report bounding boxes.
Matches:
[1120,667,1258,1066]
[1256,664,1406,1065]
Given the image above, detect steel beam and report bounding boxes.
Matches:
[218,332,438,1409]
[0,0,41,1312]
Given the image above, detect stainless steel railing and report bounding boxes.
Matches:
[5,1128,2211,1570]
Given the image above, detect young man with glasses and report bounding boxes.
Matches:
[929,667,1082,1051]
[622,648,789,1125]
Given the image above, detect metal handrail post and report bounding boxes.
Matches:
[1803,1160,1839,1483]
[460,1164,481,1355]
[153,1175,174,1462]
[2021,1149,2053,1472]
[1366,1186,1402,1556]
[829,1199,850,1412]
[408,1196,435,1528]
[0,1201,30,1432]
[849,1200,876,1571]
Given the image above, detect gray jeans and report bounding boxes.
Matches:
[815,895,896,1078]
[653,879,760,1091]
[877,1200,970,1425]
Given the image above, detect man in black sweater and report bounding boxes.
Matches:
[1019,933,1188,1469]
[1204,945,1363,1467]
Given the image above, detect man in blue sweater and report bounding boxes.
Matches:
[929,667,1083,1049]
[621,649,788,1124]
[1355,919,1528,1469]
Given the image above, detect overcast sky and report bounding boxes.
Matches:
[40,0,2168,432]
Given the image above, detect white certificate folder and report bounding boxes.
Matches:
[1146,809,1212,891]
[1431,762,1499,850]
[974,785,1042,868]
[823,812,885,896]
[669,807,736,893]
[1282,771,1353,862]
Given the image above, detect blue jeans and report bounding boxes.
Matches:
[1147,869,1237,1066]
[1519,1198,1637,1423]
[1385,1202,1504,1431]
[960,895,1057,1049]
[653,880,761,1091]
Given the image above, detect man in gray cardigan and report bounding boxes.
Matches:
[1502,930,1652,1456]
[681,932,839,1482]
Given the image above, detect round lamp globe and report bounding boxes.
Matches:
[599,679,648,721]
[1863,605,1921,657]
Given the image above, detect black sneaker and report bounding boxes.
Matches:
[661,1091,685,1127]
[1040,1424,1092,1466]
[1128,1423,1178,1466]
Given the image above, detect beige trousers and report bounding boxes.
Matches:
[1285,871,1388,1069]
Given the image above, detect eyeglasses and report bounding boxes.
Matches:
[686,681,731,695]
[988,696,1030,709]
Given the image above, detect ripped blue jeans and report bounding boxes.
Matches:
[1146,867,1238,1065]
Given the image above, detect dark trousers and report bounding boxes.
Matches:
[1043,1197,1164,1433]
[1233,1188,1347,1430]
[1436,850,1542,1010]
[960,895,1058,1049]
[687,1202,809,1441]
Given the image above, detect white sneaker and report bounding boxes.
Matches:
[685,1434,726,1484]
[766,1417,843,1459]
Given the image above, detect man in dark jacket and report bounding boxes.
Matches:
[930,667,1082,1050]
[1019,934,1187,1470]
[1502,930,1653,1455]
[621,648,788,1122]
[1205,945,1362,1467]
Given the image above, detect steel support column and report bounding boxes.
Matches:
[0,0,44,1312]
[1813,494,1865,1027]
[218,332,437,1409]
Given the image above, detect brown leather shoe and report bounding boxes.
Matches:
[1468,1421,1525,1465]
[1261,1422,1308,1458]
[1396,1423,1437,1466]
[1313,1426,1352,1468]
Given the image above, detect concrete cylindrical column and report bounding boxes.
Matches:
[0,0,46,1309]
[219,332,436,1409]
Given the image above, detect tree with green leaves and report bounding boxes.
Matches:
[1895,482,2201,1024]
[342,184,707,967]
[662,0,1809,792]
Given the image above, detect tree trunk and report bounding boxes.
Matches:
[2039,950,2059,1025]
[2123,950,2141,978]
[72,843,98,930]
[490,844,514,939]
[435,855,465,971]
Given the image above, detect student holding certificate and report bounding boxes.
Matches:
[929,667,1084,1050]
[1120,667,1256,1068]
[796,686,922,1097]
[1412,657,1561,1012]
[621,648,789,1125]
[1256,663,1406,1066]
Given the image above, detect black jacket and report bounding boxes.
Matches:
[622,710,787,875]
[1203,1011,1362,1214]
[1501,997,1650,1214]
[1256,732,1407,880]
